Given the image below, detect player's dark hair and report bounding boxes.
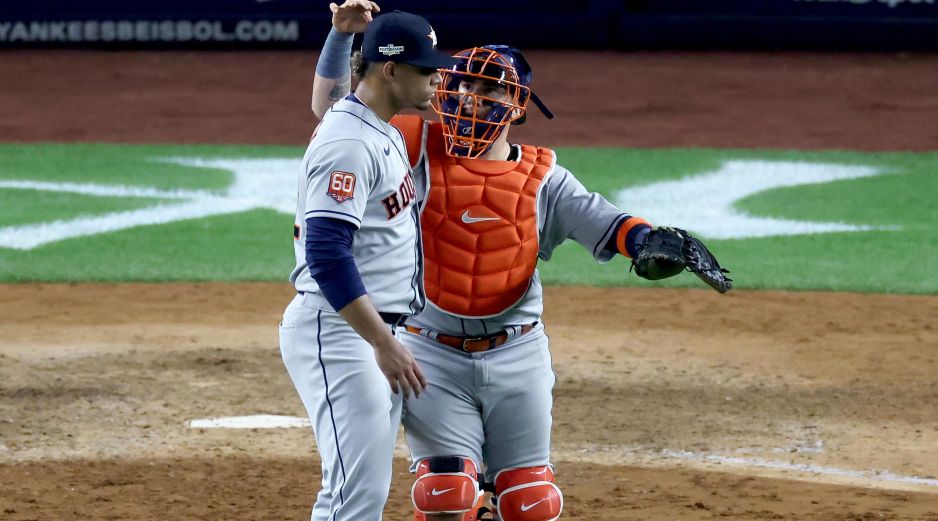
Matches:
[351,50,374,79]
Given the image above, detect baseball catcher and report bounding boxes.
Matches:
[632,227,733,293]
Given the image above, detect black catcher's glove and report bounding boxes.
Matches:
[632,227,733,293]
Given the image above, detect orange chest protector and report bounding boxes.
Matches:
[418,122,554,318]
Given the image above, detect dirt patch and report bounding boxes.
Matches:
[3,458,937,521]
[1,284,937,520]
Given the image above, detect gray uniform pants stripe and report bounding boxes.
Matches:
[280,295,403,521]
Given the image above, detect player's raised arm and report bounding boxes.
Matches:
[311,1,380,118]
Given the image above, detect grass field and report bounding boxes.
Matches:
[1,143,936,293]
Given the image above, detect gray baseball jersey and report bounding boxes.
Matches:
[281,95,424,521]
[290,96,425,315]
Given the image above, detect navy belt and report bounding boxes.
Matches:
[297,291,407,326]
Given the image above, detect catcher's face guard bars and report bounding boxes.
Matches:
[432,47,552,159]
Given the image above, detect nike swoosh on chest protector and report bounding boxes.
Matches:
[460,210,500,224]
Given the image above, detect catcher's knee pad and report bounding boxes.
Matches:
[494,466,563,521]
[412,456,483,521]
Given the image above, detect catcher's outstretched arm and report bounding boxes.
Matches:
[536,166,652,263]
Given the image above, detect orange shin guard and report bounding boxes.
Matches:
[494,467,563,521]
[412,457,482,521]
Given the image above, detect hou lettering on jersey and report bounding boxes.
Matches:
[381,172,417,219]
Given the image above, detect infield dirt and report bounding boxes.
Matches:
[2,51,938,520]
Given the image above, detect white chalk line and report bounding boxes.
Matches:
[0,179,211,199]
[0,156,905,249]
[614,159,901,239]
[569,445,938,488]
[188,415,938,489]
[0,156,299,250]
[189,414,309,429]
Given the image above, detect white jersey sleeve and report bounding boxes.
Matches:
[304,139,376,228]
[536,163,626,263]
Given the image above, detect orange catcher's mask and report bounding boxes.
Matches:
[432,45,554,158]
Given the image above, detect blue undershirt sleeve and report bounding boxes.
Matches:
[306,216,367,311]
[315,27,354,79]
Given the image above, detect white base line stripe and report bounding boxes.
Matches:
[189,415,310,429]
[187,416,938,489]
[658,449,938,488]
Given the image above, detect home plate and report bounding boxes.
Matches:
[189,415,310,429]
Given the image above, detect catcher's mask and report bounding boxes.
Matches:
[432,45,554,158]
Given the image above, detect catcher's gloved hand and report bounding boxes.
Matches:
[632,227,733,293]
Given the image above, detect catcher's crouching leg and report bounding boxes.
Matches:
[412,456,484,521]
[494,466,563,521]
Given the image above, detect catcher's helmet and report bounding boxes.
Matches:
[432,45,553,158]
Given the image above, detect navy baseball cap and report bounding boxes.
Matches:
[362,11,458,69]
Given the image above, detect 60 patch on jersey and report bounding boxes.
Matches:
[327,171,357,203]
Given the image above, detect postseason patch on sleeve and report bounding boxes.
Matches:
[327,171,357,203]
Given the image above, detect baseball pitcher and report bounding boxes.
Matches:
[279,6,458,521]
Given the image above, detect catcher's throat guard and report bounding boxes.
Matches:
[432,46,553,159]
